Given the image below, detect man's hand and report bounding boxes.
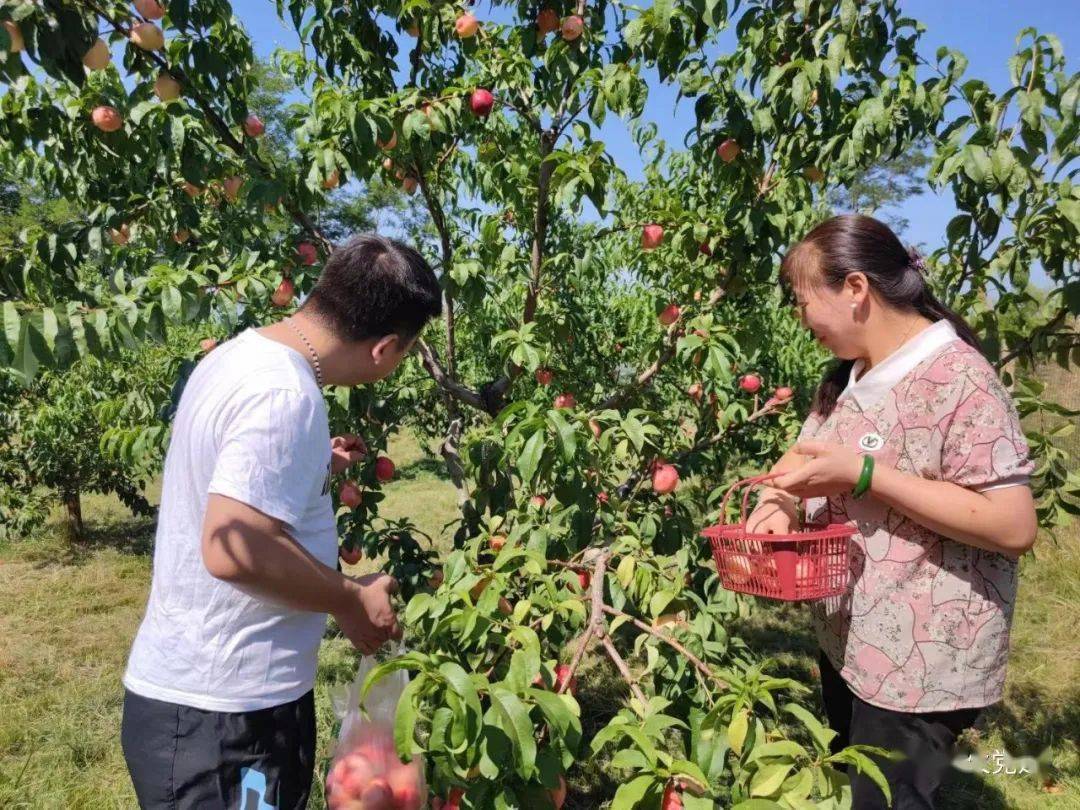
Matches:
[333,573,402,655]
[331,433,367,475]
[770,441,863,499]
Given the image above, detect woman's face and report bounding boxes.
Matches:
[793,275,863,360]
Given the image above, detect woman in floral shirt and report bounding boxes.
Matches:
[749,214,1037,809]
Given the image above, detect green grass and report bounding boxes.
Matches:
[1,430,1077,808]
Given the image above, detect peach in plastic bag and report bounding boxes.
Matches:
[326,649,426,810]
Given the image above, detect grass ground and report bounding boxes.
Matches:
[0,431,1076,808]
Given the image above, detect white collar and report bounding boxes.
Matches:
[841,320,959,410]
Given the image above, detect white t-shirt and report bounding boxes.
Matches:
[124,329,337,712]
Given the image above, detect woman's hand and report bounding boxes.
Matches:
[770,441,863,499]
[746,491,799,534]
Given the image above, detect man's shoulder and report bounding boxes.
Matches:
[200,332,317,400]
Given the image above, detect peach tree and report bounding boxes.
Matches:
[1,0,1077,807]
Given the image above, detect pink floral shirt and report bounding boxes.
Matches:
[800,321,1034,712]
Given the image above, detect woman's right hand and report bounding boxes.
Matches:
[746,489,799,534]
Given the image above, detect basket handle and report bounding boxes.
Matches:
[719,474,780,526]
[719,473,837,526]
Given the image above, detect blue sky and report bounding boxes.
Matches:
[232,0,1076,252]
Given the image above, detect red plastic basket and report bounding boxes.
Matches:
[701,475,854,601]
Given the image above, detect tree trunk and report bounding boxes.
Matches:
[64,490,84,541]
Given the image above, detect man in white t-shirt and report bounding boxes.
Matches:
[120,234,442,809]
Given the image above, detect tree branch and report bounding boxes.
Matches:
[415,340,486,411]
[996,307,1069,370]
[600,634,648,708]
[558,548,610,694]
[601,606,727,690]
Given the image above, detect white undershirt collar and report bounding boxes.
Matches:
[841,320,959,411]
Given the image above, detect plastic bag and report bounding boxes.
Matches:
[325,648,426,810]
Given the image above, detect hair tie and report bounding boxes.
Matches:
[907,247,927,275]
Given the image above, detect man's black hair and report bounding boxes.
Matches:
[302,234,442,341]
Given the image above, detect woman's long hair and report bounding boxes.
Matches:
[781,214,981,417]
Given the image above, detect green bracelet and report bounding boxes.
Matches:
[852,454,874,500]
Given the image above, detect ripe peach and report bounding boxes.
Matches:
[340,482,363,509]
[154,73,181,101]
[661,782,683,810]
[739,374,761,394]
[222,175,243,202]
[296,242,318,266]
[386,763,424,810]
[130,21,164,51]
[561,15,583,40]
[554,663,577,694]
[339,544,362,566]
[134,0,165,20]
[641,223,664,250]
[243,114,265,137]
[271,277,295,307]
[454,13,478,38]
[716,138,740,163]
[658,304,680,326]
[82,38,111,70]
[550,775,567,809]
[652,463,679,494]
[92,105,123,132]
[470,88,494,117]
[374,456,395,482]
[536,9,559,35]
[377,131,397,151]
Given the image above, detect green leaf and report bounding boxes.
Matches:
[622,415,645,451]
[611,775,655,809]
[489,686,538,779]
[393,676,423,760]
[546,409,577,462]
[437,661,483,738]
[782,703,837,753]
[750,762,793,797]
[517,429,545,484]
[962,146,993,187]
[728,708,749,756]
[652,0,673,34]
[529,688,582,749]
[747,740,808,763]
[828,748,892,805]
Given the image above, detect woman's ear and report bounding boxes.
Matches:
[844,272,869,307]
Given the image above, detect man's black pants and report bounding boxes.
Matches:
[819,651,981,809]
[121,689,316,809]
